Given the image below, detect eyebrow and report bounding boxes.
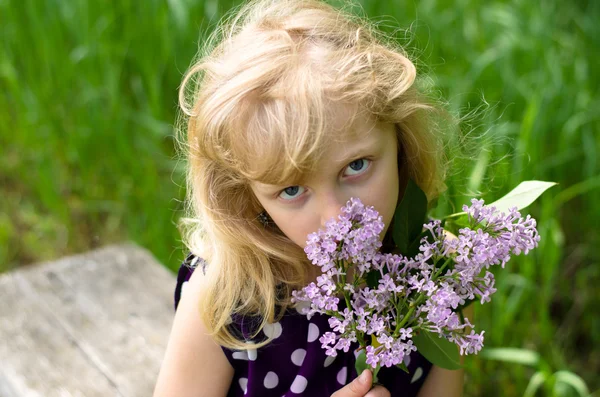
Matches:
[334,141,378,165]
[254,136,382,192]
[328,134,382,167]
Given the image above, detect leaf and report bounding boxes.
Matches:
[355,350,369,377]
[395,362,409,373]
[405,230,429,258]
[523,371,548,397]
[443,215,471,235]
[371,334,381,348]
[365,270,379,289]
[412,330,462,370]
[442,180,557,221]
[456,298,475,313]
[480,347,540,366]
[393,179,428,254]
[553,370,590,397]
[487,180,557,213]
[372,365,380,384]
[354,350,380,383]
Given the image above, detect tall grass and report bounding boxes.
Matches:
[385,1,600,394]
[1,0,235,271]
[1,0,598,395]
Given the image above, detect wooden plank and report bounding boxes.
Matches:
[0,268,123,396]
[0,244,179,397]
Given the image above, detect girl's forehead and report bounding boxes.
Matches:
[325,101,378,135]
[232,98,388,186]
[314,115,382,157]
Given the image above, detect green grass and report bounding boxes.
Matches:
[1,0,598,395]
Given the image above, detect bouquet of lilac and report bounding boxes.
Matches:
[291,180,554,379]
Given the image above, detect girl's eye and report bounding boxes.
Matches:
[278,185,305,201]
[344,158,371,176]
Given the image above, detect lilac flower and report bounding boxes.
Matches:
[450,330,485,355]
[399,328,413,340]
[291,197,539,370]
[365,345,380,367]
[320,332,338,357]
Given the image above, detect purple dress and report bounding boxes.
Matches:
[174,254,433,396]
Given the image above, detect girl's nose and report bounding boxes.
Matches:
[319,192,348,227]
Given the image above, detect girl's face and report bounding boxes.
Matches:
[251,115,400,250]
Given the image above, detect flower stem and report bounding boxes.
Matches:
[433,257,453,279]
[394,305,416,335]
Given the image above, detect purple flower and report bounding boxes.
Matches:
[450,330,485,355]
[399,327,413,340]
[291,196,539,370]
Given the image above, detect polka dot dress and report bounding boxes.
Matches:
[175,254,433,396]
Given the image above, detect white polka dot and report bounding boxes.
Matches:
[264,371,279,389]
[324,355,336,367]
[246,342,257,361]
[410,367,423,384]
[353,350,361,359]
[239,377,248,394]
[180,281,189,296]
[290,375,308,394]
[232,351,249,360]
[307,323,319,342]
[291,348,307,366]
[337,367,348,385]
[295,300,311,315]
[404,354,411,367]
[263,322,283,339]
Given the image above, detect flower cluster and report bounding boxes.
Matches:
[291,197,540,369]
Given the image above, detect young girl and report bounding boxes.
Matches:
[154,0,468,395]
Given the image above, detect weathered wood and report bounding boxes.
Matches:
[0,244,179,397]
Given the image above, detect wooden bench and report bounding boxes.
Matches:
[0,244,178,397]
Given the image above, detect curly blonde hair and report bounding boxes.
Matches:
[176,0,450,349]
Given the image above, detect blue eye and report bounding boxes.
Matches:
[345,158,370,176]
[279,185,305,200]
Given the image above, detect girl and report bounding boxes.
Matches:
[154,0,468,395]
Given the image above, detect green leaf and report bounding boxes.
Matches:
[372,365,380,384]
[405,230,428,257]
[523,371,548,397]
[365,270,379,289]
[456,298,475,314]
[442,215,471,235]
[442,180,558,221]
[487,180,558,213]
[393,179,428,254]
[355,350,369,377]
[395,362,409,373]
[412,330,462,370]
[354,350,380,383]
[553,370,590,397]
[480,347,541,367]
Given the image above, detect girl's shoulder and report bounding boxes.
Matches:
[174,252,207,311]
[173,252,278,342]
[156,253,234,396]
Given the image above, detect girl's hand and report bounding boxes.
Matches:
[331,370,391,397]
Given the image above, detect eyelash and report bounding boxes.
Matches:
[277,157,372,202]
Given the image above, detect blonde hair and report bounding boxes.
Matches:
[176,0,450,349]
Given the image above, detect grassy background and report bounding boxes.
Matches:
[1,0,598,395]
